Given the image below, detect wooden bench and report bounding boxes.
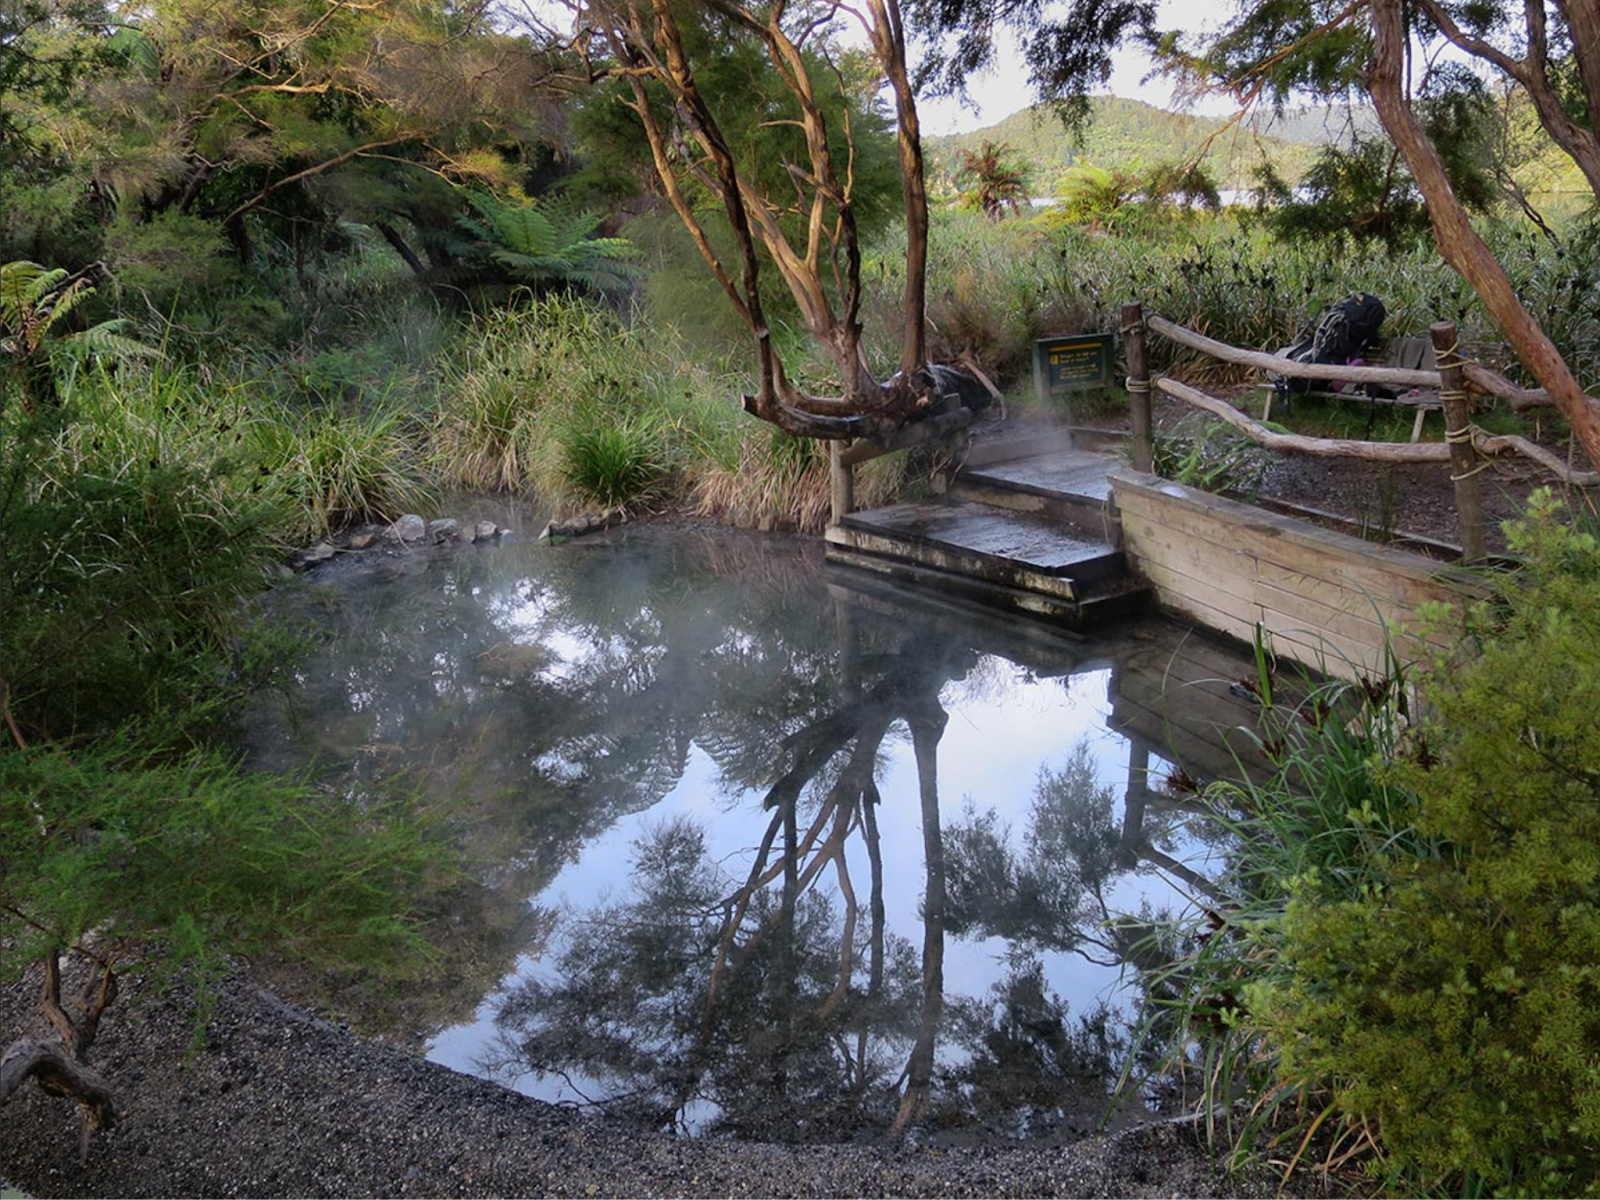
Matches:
[1259,335,1442,440]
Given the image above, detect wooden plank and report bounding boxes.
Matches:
[1126,514,1451,658]
[1114,475,1480,595]
[841,501,1124,579]
[825,527,1081,602]
[960,452,1117,503]
[1124,501,1459,626]
[1135,558,1382,679]
[824,542,1086,619]
[1252,382,1443,410]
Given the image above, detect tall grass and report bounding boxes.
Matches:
[863,208,1598,393]
[434,293,918,528]
[1,361,437,736]
[253,398,432,539]
[1123,639,1432,1184]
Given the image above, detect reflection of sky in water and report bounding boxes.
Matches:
[251,528,1253,1140]
[428,655,1215,1115]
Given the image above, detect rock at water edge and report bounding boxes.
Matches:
[474,521,498,543]
[385,514,426,543]
[293,542,336,570]
[428,518,461,544]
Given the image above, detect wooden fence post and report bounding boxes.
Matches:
[1123,301,1153,473]
[1431,321,1487,562]
[829,439,854,526]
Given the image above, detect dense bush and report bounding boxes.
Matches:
[1,397,285,739]
[1152,495,1600,1197]
[1,739,451,1003]
[1251,495,1600,1195]
[0,362,431,738]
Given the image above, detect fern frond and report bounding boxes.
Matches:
[61,321,160,363]
[458,192,639,291]
[2,261,52,325]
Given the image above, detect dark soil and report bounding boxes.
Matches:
[0,963,1285,1199]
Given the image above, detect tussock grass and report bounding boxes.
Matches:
[432,293,916,527]
[690,426,906,533]
[254,400,432,539]
[560,419,669,508]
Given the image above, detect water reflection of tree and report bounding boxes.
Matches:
[252,532,852,1037]
[486,631,970,1141]
[254,530,1223,1134]
[942,743,1184,965]
[937,957,1126,1140]
[483,626,1198,1141]
[492,817,927,1140]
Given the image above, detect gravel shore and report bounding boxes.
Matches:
[0,966,1275,1198]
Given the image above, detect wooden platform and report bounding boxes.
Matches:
[825,446,1146,630]
[950,450,1119,537]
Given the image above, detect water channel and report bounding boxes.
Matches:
[247,522,1261,1146]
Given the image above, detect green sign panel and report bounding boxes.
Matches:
[1033,333,1115,397]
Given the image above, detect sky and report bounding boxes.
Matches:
[914,0,1242,137]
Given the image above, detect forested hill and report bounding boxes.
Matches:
[925,98,1374,194]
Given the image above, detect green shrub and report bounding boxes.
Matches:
[1249,494,1600,1196]
[1,738,451,993]
[1146,496,1600,1196]
[0,385,290,739]
[560,418,668,508]
[434,295,642,494]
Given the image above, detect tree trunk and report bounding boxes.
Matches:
[869,0,929,375]
[3,952,124,1160]
[1554,0,1600,164]
[1368,0,1600,475]
[1412,0,1600,201]
[375,222,428,278]
[0,1038,118,1133]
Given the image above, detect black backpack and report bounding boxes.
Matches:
[1273,293,1387,398]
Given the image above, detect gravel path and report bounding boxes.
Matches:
[0,966,1276,1199]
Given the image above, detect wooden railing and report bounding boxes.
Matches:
[1124,301,1599,562]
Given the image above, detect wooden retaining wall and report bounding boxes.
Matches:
[1110,468,1478,680]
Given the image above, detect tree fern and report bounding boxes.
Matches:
[458,193,640,292]
[1,261,155,362]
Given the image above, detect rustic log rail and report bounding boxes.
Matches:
[1152,376,1598,485]
[1129,306,1600,562]
[1146,314,1444,389]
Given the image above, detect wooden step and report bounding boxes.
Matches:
[831,499,1125,600]
[951,450,1120,538]
[825,546,1149,631]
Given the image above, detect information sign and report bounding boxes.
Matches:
[1033,332,1115,399]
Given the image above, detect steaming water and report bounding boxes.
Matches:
[247,523,1254,1145]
